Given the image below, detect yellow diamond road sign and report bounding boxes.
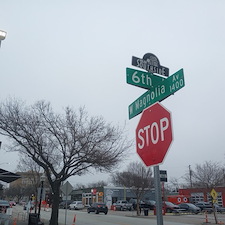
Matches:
[210,188,218,200]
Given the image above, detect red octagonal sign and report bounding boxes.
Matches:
[136,102,173,167]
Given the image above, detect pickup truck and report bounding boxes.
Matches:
[114,200,133,211]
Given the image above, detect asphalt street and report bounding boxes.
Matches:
[10,205,225,225]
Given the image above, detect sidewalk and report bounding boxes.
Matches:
[10,217,48,225]
[11,207,48,225]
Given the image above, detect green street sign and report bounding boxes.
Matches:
[126,68,165,89]
[128,68,185,119]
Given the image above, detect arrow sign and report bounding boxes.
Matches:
[128,68,185,119]
[210,189,218,200]
[126,68,165,89]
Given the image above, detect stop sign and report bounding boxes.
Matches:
[136,102,173,167]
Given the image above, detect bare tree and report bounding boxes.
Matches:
[0,98,131,225]
[17,153,43,187]
[86,180,108,188]
[184,161,225,189]
[111,161,153,216]
[74,183,86,189]
[5,184,35,203]
[190,161,225,224]
[16,154,51,213]
[166,177,180,193]
[74,180,108,189]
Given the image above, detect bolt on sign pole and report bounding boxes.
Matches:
[154,165,163,225]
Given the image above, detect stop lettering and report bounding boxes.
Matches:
[136,102,173,167]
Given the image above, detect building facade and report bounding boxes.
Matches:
[179,187,225,206]
[70,186,155,209]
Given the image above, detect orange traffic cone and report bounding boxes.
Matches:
[72,214,76,225]
[205,211,208,223]
[13,218,17,225]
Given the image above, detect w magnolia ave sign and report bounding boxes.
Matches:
[136,102,173,167]
[129,68,184,119]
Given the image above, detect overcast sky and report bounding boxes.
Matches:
[1,1,225,187]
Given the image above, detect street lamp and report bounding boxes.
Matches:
[38,174,45,219]
[0,30,7,47]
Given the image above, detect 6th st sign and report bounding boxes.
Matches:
[126,67,165,89]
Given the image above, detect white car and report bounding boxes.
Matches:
[69,201,84,210]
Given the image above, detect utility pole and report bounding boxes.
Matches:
[189,165,193,188]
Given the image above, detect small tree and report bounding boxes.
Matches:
[16,154,50,212]
[74,180,108,189]
[184,161,225,224]
[184,161,225,189]
[5,184,35,203]
[111,161,153,216]
[86,180,108,188]
[0,98,131,225]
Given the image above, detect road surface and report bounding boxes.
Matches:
[12,205,225,225]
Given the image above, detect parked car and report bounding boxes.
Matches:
[59,200,73,209]
[178,203,201,214]
[69,201,84,210]
[214,204,225,213]
[87,202,108,215]
[114,200,132,211]
[0,200,10,212]
[195,202,213,213]
[164,201,180,213]
[143,200,156,210]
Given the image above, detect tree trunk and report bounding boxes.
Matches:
[49,181,61,225]
[136,202,141,216]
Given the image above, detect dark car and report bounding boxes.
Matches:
[142,200,156,210]
[59,200,73,209]
[164,201,180,213]
[214,204,225,213]
[195,202,213,213]
[178,203,201,214]
[87,203,108,215]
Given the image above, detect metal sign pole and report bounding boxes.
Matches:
[65,184,68,225]
[61,181,73,225]
[154,165,163,225]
